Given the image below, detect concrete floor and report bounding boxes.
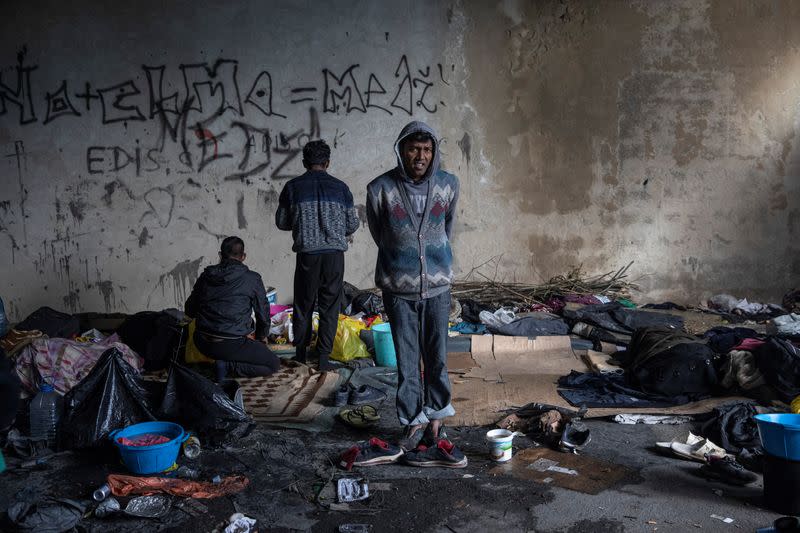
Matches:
[0,404,783,532]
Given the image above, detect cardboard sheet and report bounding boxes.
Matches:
[464,335,580,381]
[449,334,750,426]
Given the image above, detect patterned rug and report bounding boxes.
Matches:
[237,362,340,423]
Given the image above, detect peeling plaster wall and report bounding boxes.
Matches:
[1,0,798,320]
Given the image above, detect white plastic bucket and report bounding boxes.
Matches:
[486,429,519,462]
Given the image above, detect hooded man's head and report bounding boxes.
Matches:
[400,131,435,181]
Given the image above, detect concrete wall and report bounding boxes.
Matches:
[1,0,798,321]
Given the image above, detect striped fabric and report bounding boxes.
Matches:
[276,170,359,253]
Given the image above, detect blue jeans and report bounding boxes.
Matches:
[383,290,455,426]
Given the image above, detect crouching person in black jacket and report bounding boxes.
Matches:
[185,236,280,381]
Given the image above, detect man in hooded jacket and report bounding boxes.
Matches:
[366,121,466,467]
[185,236,280,381]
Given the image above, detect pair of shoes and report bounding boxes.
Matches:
[338,405,381,429]
[339,437,403,470]
[402,439,468,468]
[699,454,758,486]
[656,432,727,463]
[558,421,591,453]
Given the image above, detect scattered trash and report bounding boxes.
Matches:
[107,473,249,499]
[212,475,222,484]
[337,478,370,502]
[93,483,112,501]
[124,494,172,518]
[339,524,372,533]
[529,458,559,472]
[462,474,474,478]
[225,512,257,533]
[174,498,209,517]
[613,414,693,425]
[175,466,201,480]
[541,477,553,484]
[712,489,723,496]
[547,465,579,476]
[95,497,121,518]
[183,434,202,459]
[647,520,658,525]
[710,514,735,524]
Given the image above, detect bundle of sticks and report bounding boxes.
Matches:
[451,261,637,307]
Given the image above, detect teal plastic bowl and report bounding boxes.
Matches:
[755,413,800,460]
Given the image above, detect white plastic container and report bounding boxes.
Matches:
[486,429,521,462]
[29,383,62,448]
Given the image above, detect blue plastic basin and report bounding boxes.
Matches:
[109,421,188,474]
[755,413,800,460]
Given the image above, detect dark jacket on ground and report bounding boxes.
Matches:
[275,170,359,253]
[185,260,269,339]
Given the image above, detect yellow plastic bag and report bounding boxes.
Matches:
[184,320,215,364]
[331,315,370,362]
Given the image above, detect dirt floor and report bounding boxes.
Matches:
[0,395,783,532]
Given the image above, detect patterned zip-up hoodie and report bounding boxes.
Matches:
[366,121,459,300]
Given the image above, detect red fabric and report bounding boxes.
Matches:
[340,446,360,471]
[368,437,389,450]
[108,474,249,499]
[732,338,766,352]
[118,434,171,447]
[438,439,455,454]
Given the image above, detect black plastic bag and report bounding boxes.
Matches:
[350,292,383,316]
[753,337,800,402]
[16,306,79,339]
[158,363,252,446]
[117,310,185,371]
[6,488,85,533]
[59,347,157,449]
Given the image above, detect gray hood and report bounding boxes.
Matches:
[393,121,440,183]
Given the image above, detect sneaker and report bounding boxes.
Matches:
[419,423,448,447]
[339,438,403,471]
[334,384,353,407]
[700,454,758,486]
[350,384,387,406]
[559,421,591,453]
[402,439,468,468]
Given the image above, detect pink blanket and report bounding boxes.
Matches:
[15,334,143,397]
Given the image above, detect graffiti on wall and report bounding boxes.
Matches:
[0,47,454,312]
[0,49,454,181]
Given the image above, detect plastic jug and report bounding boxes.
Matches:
[29,383,62,448]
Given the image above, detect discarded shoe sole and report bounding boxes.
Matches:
[338,405,380,429]
[339,438,403,470]
[402,439,468,468]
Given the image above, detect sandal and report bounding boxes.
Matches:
[339,405,381,428]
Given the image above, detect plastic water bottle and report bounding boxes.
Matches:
[182,434,201,459]
[29,383,62,448]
